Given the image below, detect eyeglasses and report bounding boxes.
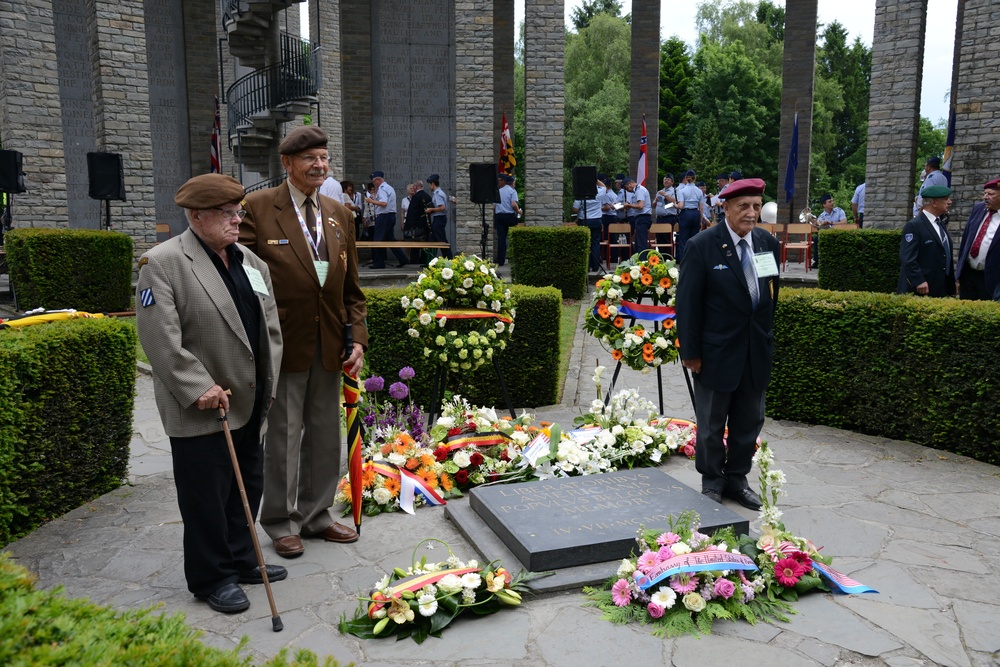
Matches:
[213,208,247,219]
[294,154,331,165]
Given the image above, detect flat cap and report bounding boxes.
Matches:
[278,125,328,155]
[370,170,385,179]
[720,177,766,200]
[922,185,951,198]
[984,178,1000,190]
[174,173,245,210]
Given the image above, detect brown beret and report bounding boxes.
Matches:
[278,125,328,155]
[721,178,766,200]
[174,173,245,210]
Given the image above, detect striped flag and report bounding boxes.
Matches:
[210,95,222,174]
[784,112,798,203]
[498,111,515,176]
[942,109,955,186]
[636,114,648,187]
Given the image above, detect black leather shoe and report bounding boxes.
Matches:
[238,564,287,585]
[396,261,408,268]
[724,487,762,510]
[197,583,250,613]
[701,489,723,504]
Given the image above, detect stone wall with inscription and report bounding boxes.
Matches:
[340,0,374,186]
[370,0,456,229]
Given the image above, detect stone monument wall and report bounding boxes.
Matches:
[630,0,660,188]
[311,0,346,178]
[524,0,564,224]
[864,0,929,229]
[339,0,374,186]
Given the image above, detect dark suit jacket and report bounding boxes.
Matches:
[676,223,781,393]
[136,229,283,437]
[897,212,955,297]
[955,202,1000,295]
[240,181,368,374]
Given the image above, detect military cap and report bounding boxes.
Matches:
[370,170,385,179]
[695,180,706,187]
[278,125,328,155]
[984,178,1000,190]
[819,193,833,203]
[174,173,245,210]
[716,173,729,181]
[428,173,440,184]
[623,176,636,185]
[720,178,766,199]
[615,173,626,182]
[925,156,942,167]
[597,172,607,181]
[922,185,951,198]
[504,174,515,183]
[684,169,696,178]
[730,170,743,180]
[663,172,674,180]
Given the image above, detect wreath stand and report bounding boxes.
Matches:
[601,293,697,415]
[426,356,515,426]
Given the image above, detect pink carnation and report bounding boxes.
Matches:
[647,602,664,619]
[611,578,632,607]
[669,573,699,594]
[713,577,736,599]
[656,532,681,546]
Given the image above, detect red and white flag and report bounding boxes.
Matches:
[210,95,222,174]
[636,114,648,187]
[498,111,515,176]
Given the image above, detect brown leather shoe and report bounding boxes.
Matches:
[308,522,359,544]
[273,535,305,558]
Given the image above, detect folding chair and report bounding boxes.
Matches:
[783,223,813,271]
[648,223,674,258]
[605,223,632,267]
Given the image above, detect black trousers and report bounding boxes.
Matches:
[692,358,766,494]
[170,407,263,597]
[959,266,991,300]
[494,212,517,265]
[373,213,408,267]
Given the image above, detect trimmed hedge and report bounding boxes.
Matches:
[768,289,1000,464]
[364,284,562,408]
[508,226,589,300]
[5,228,133,312]
[816,228,901,293]
[0,318,136,546]
[0,556,337,666]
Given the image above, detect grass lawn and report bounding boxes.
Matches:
[557,299,582,403]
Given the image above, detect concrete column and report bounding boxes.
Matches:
[777,0,817,225]
[864,0,928,229]
[491,0,515,259]
[629,0,659,188]
[311,0,346,178]
[454,2,495,255]
[524,0,564,224]
[0,0,68,228]
[87,0,156,255]
[183,0,220,180]
[339,0,373,185]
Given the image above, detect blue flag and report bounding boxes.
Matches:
[784,112,798,203]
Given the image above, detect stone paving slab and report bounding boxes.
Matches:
[4,316,1000,666]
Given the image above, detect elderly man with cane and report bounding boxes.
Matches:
[136,173,285,615]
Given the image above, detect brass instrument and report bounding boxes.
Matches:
[799,207,819,227]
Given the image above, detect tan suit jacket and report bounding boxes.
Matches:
[239,181,368,372]
[136,229,283,437]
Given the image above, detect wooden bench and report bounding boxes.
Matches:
[356,241,451,250]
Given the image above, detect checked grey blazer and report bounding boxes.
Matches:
[135,228,283,438]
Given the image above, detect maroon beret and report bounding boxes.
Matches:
[984,178,1000,190]
[174,173,245,209]
[278,125,328,155]
[720,178,766,199]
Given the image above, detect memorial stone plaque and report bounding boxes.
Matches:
[371,0,455,206]
[469,468,749,572]
[145,0,191,237]
[53,0,99,227]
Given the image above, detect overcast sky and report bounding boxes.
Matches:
[515,0,957,125]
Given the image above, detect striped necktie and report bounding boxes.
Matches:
[739,238,759,310]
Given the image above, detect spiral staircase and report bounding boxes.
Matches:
[220,0,320,176]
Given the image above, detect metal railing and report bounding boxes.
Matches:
[226,33,321,134]
[220,0,241,27]
[245,175,286,193]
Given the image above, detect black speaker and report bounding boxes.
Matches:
[469,163,500,204]
[0,150,26,193]
[87,152,126,200]
[572,165,598,199]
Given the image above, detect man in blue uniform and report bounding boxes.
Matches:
[494,174,521,265]
[426,174,452,259]
[365,171,408,268]
[623,176,652,254]
[812,193,846,268]
[675,169,705,261]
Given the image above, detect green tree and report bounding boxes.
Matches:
[569,0,627,31]
[658,37,693,177]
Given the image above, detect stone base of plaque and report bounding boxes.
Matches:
[445,468,750,593]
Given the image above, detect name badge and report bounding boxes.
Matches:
[753,252,779,278]
[314,260,329,286]
[244,265,270,296]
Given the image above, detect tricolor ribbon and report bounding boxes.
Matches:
[438,430,509,453]
[370,461,446,515]
[521,432,550,466]
[368,566,479,617]
[595,299,676,323]
[649,417,695,430]
[433,308,513,324]
[634,550,758,591]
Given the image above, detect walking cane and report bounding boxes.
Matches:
[218,392,283,632]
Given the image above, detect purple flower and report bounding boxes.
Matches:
[398,366,416,380]
[364,376,384,393]
[362,413,375,427]
[713,577,736,600]
[389,382,409,400]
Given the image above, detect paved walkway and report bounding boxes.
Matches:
[7,269,1000,666]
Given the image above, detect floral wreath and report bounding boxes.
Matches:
[402,254,516,373]
[583,250,680,370]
